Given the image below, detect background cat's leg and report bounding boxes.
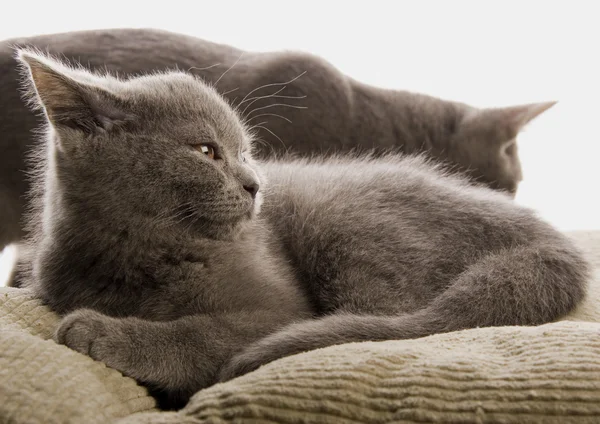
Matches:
[56,308,292,407]
[221,240,589,380]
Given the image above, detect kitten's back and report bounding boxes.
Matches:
[260,154,585,315]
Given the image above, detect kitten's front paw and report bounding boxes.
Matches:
[55,309,132,369]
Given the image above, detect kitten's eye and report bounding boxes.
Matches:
[198,144,216,160]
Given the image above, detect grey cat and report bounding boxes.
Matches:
[0,28,555,252]
[17,50,588,409]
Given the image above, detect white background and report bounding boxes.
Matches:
[1,0,598,285]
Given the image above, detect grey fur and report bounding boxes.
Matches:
[1,28,555,252]
[17,51,588,409]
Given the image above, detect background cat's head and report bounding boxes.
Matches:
[17,49,262,239]
[450,102,556,196]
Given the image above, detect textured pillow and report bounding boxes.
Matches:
[120,321,600,424]
[0,288,155,424]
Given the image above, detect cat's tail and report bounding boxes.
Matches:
[220,237,590,380]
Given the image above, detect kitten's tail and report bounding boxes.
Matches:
[221,237,589,380]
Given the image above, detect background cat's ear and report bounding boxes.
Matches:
[496,101,557,130]
[460,101,557,144]
[16,49,129,134]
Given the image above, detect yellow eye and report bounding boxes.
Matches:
[198,144,216,160]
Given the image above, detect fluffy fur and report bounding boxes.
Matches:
[17,50,588,409]
[0,28,555,252]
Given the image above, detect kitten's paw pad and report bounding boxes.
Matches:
[55,309,128,366]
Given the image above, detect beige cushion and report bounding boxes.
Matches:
[0,288,156,424]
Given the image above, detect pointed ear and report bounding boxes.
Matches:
[499,101,557,129]
[16,49,129,134]
[460,101,557,144]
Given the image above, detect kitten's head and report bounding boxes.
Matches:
[451,101,556,196]
[18,49,262,239]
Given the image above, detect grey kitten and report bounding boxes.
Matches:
[17,50,588,409]
[0,28,555,252]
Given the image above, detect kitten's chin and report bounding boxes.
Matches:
[237,192,262,220]
[182,218,245,241]
[252,192,263,216]
[181,202,259,240]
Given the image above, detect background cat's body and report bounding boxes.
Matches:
[1,28,552,253]
[18,52,588,409]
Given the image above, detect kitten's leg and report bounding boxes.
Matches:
[55,308,290,406]
[220,241,589,380]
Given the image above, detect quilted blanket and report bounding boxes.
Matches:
[1,231,599,424]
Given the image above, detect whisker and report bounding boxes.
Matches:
[240,85,287,115]
[173,210,198,227]
[151,205,196,229]
[214,53,244,87]
[149,206,182,224]
[240,87,307,116]
[246,113,292,124]
[240,84,286,103]
[239,71,307,105]
[174,206,203,225]
[221,87,239,96]
[243,93,307,105]
[247,121,268,131]
[244,131,276,157]
[247,103,307,118]
[187,63,222,73]
[253,125,288,150]
[182,213,202,234]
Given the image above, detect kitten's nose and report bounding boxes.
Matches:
[243,182,259,199]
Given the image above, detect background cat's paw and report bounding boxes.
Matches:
[55,309,131,368]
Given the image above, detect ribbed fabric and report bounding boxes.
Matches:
[121,321,600,424]
[0,288,156,424]
[0,231,598,424]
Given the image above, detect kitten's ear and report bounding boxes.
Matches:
[16,49,129,134]
[460,101,557,144]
